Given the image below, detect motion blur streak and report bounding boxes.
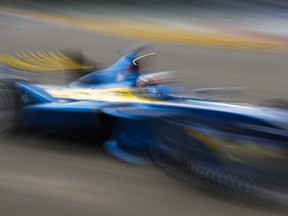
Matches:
[1,0,288,50]
[0,0,287,216]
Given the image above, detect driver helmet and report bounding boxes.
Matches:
[136,71,179,94]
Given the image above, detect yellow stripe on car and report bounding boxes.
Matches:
[185,127,221,156]
[185,126,287,163]
[45,88,159,103]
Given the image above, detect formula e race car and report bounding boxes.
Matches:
[0,45,287,204]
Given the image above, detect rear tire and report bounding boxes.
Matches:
[0,80,20,134]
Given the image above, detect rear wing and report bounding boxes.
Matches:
[0,50,94,73]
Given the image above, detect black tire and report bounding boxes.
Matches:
[0,79,20,134]
[148,118,267,202]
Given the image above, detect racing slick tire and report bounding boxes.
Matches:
[147,117,268,203]
[0,79,20,134]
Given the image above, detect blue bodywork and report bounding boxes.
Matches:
[14,52,141,133]
[102,102,288,196]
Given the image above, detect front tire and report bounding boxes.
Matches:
[148,118,267,202]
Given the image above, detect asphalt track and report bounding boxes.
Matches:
[0,12,288,216]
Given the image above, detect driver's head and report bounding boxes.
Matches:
[137,71,179,86]
[136,71,183,95]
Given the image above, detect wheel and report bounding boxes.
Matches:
[148,118,267,202]
[0,79,20,134]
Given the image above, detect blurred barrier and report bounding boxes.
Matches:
[9,0,286,6]
[8,0,288,10]
[1,1,288,51]
[2,7,287,52]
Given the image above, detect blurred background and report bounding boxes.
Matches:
[2,0,288,50]
[0,1,287,216]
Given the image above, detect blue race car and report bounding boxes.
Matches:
[0,46,287,203]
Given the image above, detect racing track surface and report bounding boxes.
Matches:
[0,12,288,216]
